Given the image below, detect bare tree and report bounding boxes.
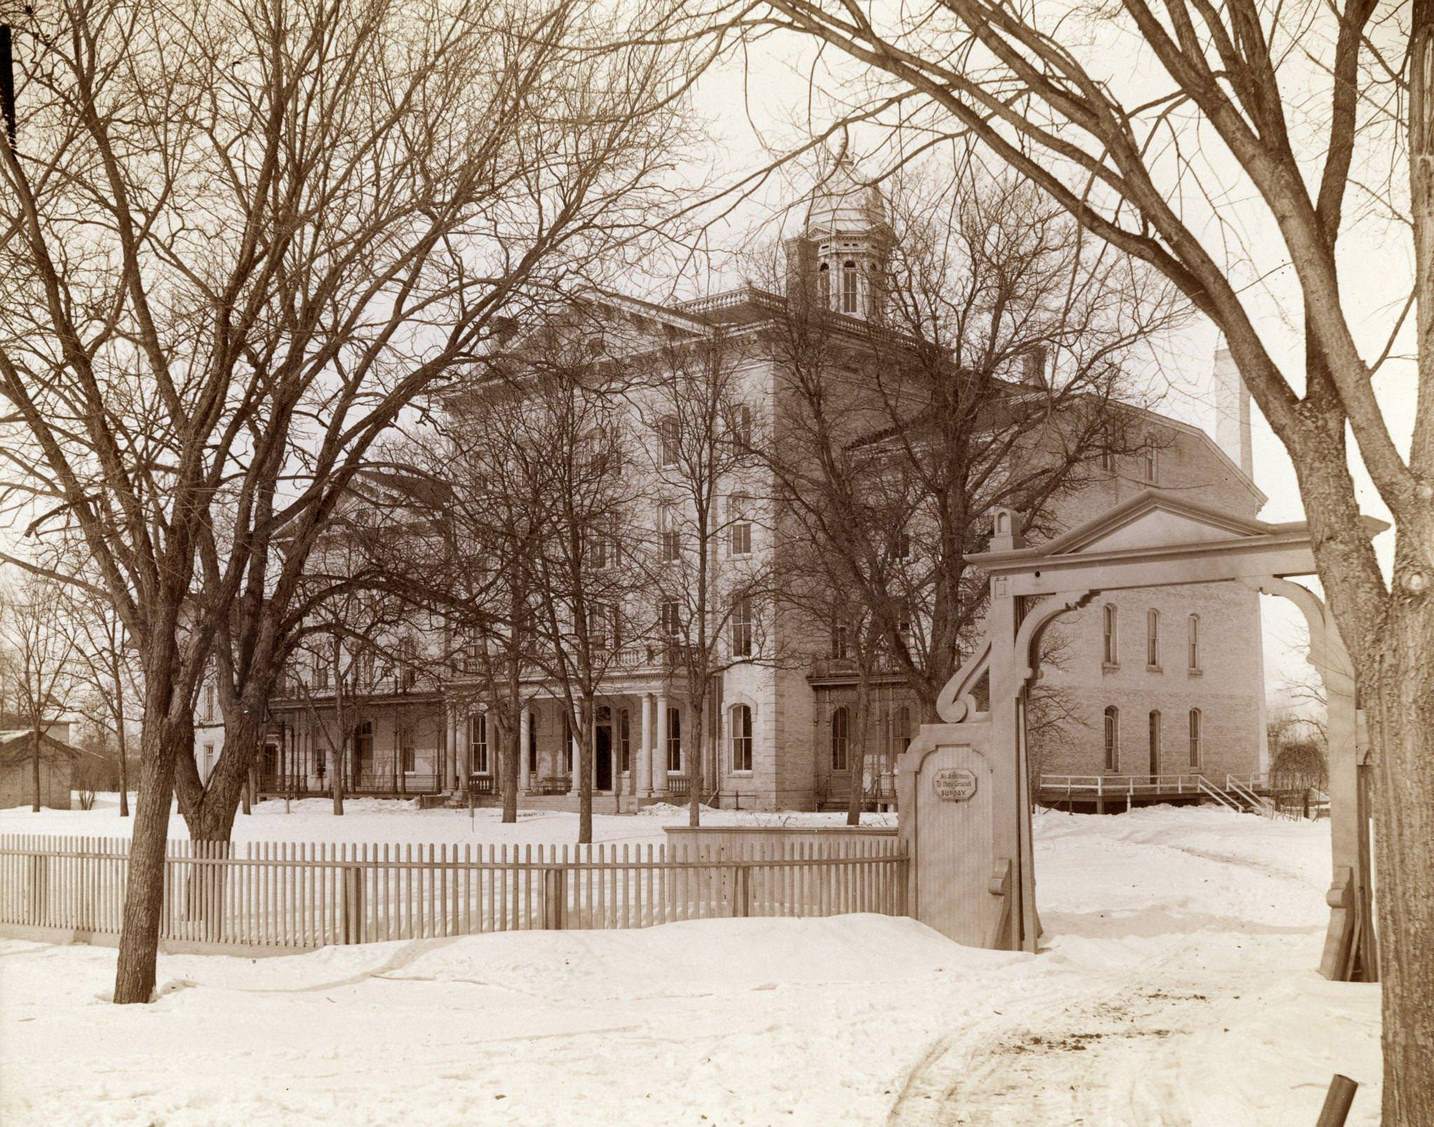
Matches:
[763,168,1168,714]
[0,0,705,1003]
[643,329,775,827]
[371,403,548,825]
[523,360,646,843]
[59,580,143,817]
[718,4,1428,1115]
[0,572,78,811]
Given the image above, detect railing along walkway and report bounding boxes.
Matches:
[0,833,908,954]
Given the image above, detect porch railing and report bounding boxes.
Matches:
[0,833,909,953]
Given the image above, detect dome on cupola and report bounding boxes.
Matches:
[785,154,890,320]
[803,155,886,240]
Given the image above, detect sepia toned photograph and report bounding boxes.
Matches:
[0,1,1426,1123]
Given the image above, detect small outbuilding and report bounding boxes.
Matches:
[0,727,81,810]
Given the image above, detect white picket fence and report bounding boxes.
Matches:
[0,833,909,953]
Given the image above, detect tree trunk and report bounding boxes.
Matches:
[112,715,183,1004]
[116,682,130,818]
[847,675,871,827]
[502,714,519,823]
[176,710,249,844]
[578,696,594,844]
[1393,11,1434,1116]
[331,736,346,816]
[688,701,703,829]
[30,728,40,812]
[1367,593,1434,1126]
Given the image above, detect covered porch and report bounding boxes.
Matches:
[448,685,699,809]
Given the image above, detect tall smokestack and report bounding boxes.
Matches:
[1213,344,1253,479]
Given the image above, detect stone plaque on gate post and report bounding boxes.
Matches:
[897,720,1023,950]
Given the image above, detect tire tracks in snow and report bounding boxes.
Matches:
[885,981,1213,1126]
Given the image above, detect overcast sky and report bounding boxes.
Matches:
[678,20,1415,706]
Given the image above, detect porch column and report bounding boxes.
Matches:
[451,711,463,791]
[567,718,580,796]
[519,706,532,794]
[637,695,653,796]
[654,693,668,794]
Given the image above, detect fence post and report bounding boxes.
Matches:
[731,865,750,918]
[27,852,47,924]
[542,868,566,930]
[342,864,365,944]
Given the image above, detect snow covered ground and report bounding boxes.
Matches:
[0,792,895,848]
[0,801,1381,1125]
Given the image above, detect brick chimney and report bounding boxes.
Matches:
[1212,344,1253,479]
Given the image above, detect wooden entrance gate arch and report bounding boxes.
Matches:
[897,489,1380,981]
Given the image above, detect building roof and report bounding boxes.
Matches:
[0,730,84,767]
[803,155,887,239]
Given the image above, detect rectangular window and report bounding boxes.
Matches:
[660,599,682,638]
[730,595,753,658]
[659,417,679,467]
[1188,709,1202,768]
[527,714,538,774]
[1146,609,1160,668]
[666,708,682,772]
[728,494,751,556]
[204,684,216,722]
[1188,614,1200,671]
[400,726,416,773]
[728,403,753,450]
[586,602,615,651]
[400,638,417,690]
[1102,605,1118,666]
[830,620,849,660]
[1144,436,1159,483]
[315,658,329,691]
[590,534,610,570]
[619,709,631,774]
[659,504,680,563]
[470,714,489,774]
[563,715,573,773]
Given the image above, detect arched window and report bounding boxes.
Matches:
[731,704,753,772]
[1148,710,1162,775]
[1103,706,1119,771]
[1102,604,1118,666]
[1188,709,1202,768]
[1146,608,1160,668]
[1187,614,1200,671]
[470,713,489,775]
[831,706,850,770]
[841,260,859,313]
[818,261,831,306]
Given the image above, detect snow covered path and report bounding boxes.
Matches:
[0,805,1381,1125]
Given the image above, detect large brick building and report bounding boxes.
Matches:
[199,168,1269,810]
